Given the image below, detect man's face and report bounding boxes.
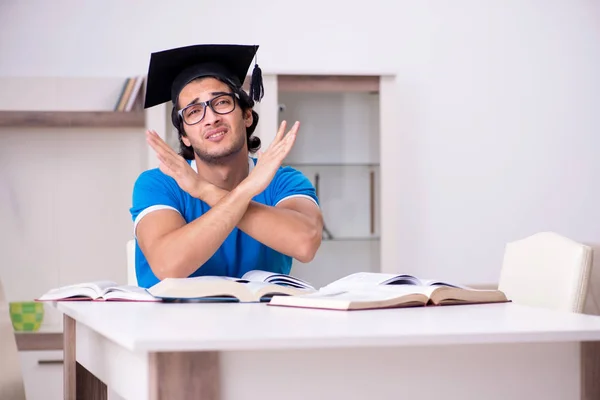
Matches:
[177,77,252,164]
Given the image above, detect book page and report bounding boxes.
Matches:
[241,270,277,283]
[242,281,274,294]
[149,275,240,293]
[64,280,118,293]
[303,290,407,302]
[321,272,420,292]
[240,281,313,302]
[38,280,118,300]
[243,281,274,288]
[185,276,241,282]
[318,285,438,297]
[147,276,256,302]
[103,285,160,301]
[418,279,469,289]
[241,270,315,290]
[269,286,431,310]
[373,285,438,297]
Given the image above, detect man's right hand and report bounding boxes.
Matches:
[145,129,209,199]
[240,120,299,197]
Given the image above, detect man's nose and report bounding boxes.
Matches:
[203,106,221,125]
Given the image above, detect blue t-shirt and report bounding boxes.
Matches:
[129,157,319,288]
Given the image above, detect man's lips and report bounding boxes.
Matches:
[204,127,227,140]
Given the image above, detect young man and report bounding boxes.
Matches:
[130,44,323,288]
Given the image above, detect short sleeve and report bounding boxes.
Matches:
[129,169,184,236]
[270,166,319,207]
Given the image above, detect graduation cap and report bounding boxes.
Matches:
[144,44,264,109]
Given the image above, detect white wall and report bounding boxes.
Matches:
[0,127,146,327]
[1,0,600,285]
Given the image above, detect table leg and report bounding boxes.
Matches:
[63,315,107,400]
[582,341,600,400]
[149,351,220,400]
[63,315,76,400]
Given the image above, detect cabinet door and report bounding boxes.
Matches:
[19,350,63,400]
[288,165,380,240]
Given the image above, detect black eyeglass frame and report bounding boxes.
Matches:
[177,92,240,126]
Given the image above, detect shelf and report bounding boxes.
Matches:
[0,111,145,128]
[278,75,380,93]
[15,331,63,351]
[243,74,380,93]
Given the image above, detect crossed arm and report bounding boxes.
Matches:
[203,186,323,260]
[136,123,323,280]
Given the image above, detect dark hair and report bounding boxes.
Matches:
[170,78,261,160]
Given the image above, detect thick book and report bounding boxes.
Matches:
[37,270,315,303]
[37,281,159,302]
[148,270,315,302]
[268,272,508,311]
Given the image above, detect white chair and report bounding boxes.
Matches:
[126,239,138,286]
[0,277,27,400]
[498,231,593,313]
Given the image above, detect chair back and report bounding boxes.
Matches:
[127,239,137,286]
[498,231,593,313]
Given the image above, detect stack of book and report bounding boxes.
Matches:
[114,76,145,111]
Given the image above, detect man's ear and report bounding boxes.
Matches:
[181,134,191,147]
[244,109,253,128]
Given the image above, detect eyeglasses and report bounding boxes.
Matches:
[177,93,239,125]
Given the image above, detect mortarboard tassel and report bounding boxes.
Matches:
[249,62,264,103]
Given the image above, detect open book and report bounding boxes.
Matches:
[148,270,315,302]
[268,272,508,311]
[37,270,315,303]
[37,281,159,302]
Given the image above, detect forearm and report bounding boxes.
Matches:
[149,184,254,279]
[202,186,321,262]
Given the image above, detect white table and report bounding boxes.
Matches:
[55,301,600,400]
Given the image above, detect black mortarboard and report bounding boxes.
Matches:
[144,44,264,109]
